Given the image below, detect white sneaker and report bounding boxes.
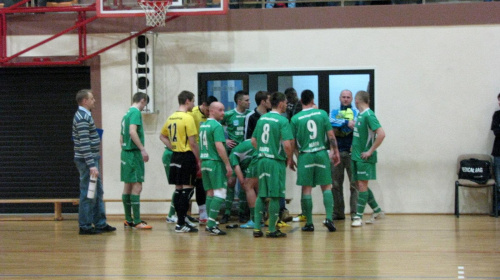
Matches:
[366,211,385,224]
[166,215,178,223]
[351,217,363,227]
[185,217,197,227]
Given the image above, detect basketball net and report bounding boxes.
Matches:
[138,0,172,27]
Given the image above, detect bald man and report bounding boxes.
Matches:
[199,102,233,235]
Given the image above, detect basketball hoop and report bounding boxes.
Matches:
[138,0,173,27]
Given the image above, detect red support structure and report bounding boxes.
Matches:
[0,2,178,67]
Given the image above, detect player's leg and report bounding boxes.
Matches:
[222,176,236,224]
[122,183,133,227]
[297,153,314,229]
[266,159,287,238]
[331,151,346,220]
[131,182,152,229]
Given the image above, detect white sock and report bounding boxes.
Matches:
[199,205,207,219]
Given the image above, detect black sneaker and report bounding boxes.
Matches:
[266,230,287,238]
[79,227,101,235]
[220,214,230,224]
[323,219,336,232]
[124,221,135,228]
[186,215,199,223]
[175,224,199,233]
[207,226,226,236]
[253,229,263,238]
[97,224,117,232]
[301,224,315,232]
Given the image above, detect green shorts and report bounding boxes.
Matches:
[296,150,332,186]
[256,157,286,198]
[121,149,144,183]
[162,148,173,180]
[201,160,228,190]
[245,157,259,178]
[351,160,377,181]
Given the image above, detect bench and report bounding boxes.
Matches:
[0,198,80,221]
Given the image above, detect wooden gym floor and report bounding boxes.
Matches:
[0,214,499,280]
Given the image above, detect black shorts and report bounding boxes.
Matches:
[169,151,197,186]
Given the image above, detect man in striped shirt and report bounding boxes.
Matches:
[72,89,115,235]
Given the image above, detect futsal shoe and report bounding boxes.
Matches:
[253,229,264,238]
[185,217,197,228]
[175,224,199,233]
[351,217,363,227]
[134,221,153,229]
[166,215,178,223]
[207,226,226,236]
[366,211,385,224]
[301,224,315,232]
[240,220,255,229]
[292,214,306,222]
[124,221,135,228]
[323,219,336,232]
[266,230,287,238]
[186,215,199,223]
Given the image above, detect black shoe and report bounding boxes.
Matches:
[323,219,336,232]
[208,226,227,236]
[266,230,287,238]
[97,224,117,233]
[220,214,229,224]
[253,229,263,238]
[301,224,315,232]
[175,224,199,233]
[186,215,199,223]
[79,227,101,235]
[332,214,345,221]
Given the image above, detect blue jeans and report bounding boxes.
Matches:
[74,156,107,230]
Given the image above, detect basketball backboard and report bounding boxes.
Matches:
[96,0,228,18]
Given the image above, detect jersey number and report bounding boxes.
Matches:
[168,123,178,142]
[307,120,317,140]
[199,130,208,151]
[261,123,270,144]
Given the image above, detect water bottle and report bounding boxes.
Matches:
[87,175,97,199]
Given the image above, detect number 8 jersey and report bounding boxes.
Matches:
[252,111,293,161]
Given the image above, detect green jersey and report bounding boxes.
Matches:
[199,118,226,162]
[121,106,143,151]
[352,108,382,163]
[291,108,332,153]
[252,111,293,161]
[229,139,256,171]
[221,108,251,144]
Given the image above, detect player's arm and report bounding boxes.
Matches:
[188,135,199,161]
[361,127,386,160]
[216,141,233,178]
[327,129,340,166]
[159,133,173,150]
[283,139,296,171]
[129,124,149,162]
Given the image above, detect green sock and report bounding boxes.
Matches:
[208,196,223,228]
[300,194,306,215]
[168,191,176,217]
[224,187,235,215]
[131,194,141,224]
[254,198,264,230]
[303,194,313,225]
[249,207,255,222]
[205,196,213,218]
[356,191,369,219]
[268,198,280,232]
[367,188,381,213]
[122,194,132,222]
[323,190,333,221]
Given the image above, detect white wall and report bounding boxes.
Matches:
[10,24,500,215]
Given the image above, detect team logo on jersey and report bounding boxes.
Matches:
[233,120,239,126]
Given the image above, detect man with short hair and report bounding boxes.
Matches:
[160,90,200,233]
[291,90,340,232]
[245,91,271,140]
[251,92,295,238]
[199,102,233,235]
[72,89,115,235]
[220,90,251,224]
[330,89,359,221]
[351,90,386,227]
[121,92,152,230]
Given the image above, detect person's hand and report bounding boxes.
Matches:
[288,158,296,171]
[141,149,149,162]
[348,120,355,130]
[225,164,233,179]
[89,167,99,178]
[196,159,202,178]
[361,150,373,160]
[331,149,341,166]
[226,139,237,149]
